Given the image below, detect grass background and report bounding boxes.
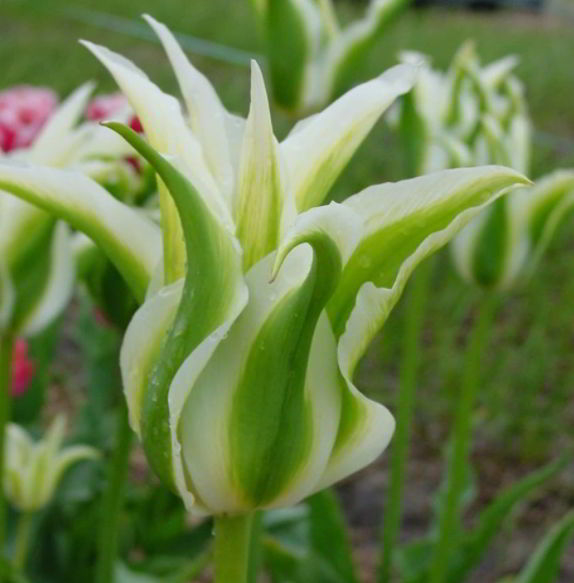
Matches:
[1,0,574,580]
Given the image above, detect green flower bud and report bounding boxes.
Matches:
[0,16,528,515]
[4,416,98,512]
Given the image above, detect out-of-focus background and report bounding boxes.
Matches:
[1,0,573,581]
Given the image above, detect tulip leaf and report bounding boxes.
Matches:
[515,511,574,583]
[446,455,570,583]
[307,490,358,583]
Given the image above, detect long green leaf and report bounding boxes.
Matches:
[515,511,574,583]
[448,455,571,583]
[308,490,358,583]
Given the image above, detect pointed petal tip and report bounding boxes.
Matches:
[249,59,270,110]
[378,62,418,96]
[142,12,164,30]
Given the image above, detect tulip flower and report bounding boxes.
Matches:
[391,43,524,176]
[438,48,574,291]
[4,416,98,569]
[4,416,98,512]
[0,16,528,580]
[252,0,409,113]
[452,170,574,291]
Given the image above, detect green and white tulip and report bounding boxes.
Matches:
[452,170,574,290]
[253,0,409,113]
[0,84,135,336]
[0,17,528,515]
[4,416,98,512]
[392,43,525,176]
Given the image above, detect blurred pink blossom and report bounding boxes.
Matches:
[11,339,35,397]
[86,92,142,132]
[0,86,58,152]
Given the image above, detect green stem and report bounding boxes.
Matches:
[428,293,499,583]
[95,402,133,583]
[12,512,33,571]
[0,332,13,556]
[214,514,254,583]
[378,259,433,583]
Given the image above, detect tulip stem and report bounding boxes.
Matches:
[95,401,133,583]
[13,512,33,571]
[378,258,433,583]
[0,331,13,556]
[429,292,499,583]
[214,514,255,583]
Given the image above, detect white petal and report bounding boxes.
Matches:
[20,222,75,336]
[281,64,416,211]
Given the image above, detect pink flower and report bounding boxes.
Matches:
[0,86,58,152]
[11,339,35,397]
[86,92,142,132]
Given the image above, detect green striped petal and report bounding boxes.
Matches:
[176,247,341,513]
[170,204,351,512]
[281,63,416,211]
[20,222,75,336]
[265,0,321,111]
[235,62,289,271]
[28,83,95,165]
[323,0,410,101]
[273,202,395,491]
[110,125,248,495]
[451,170,574,291]
[522,170,574,276]
[0,161,161,303]
[328,166,529,375]
[81,40,229,283]
[143,14,236,202]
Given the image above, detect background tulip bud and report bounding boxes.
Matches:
[4,417,99,512]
